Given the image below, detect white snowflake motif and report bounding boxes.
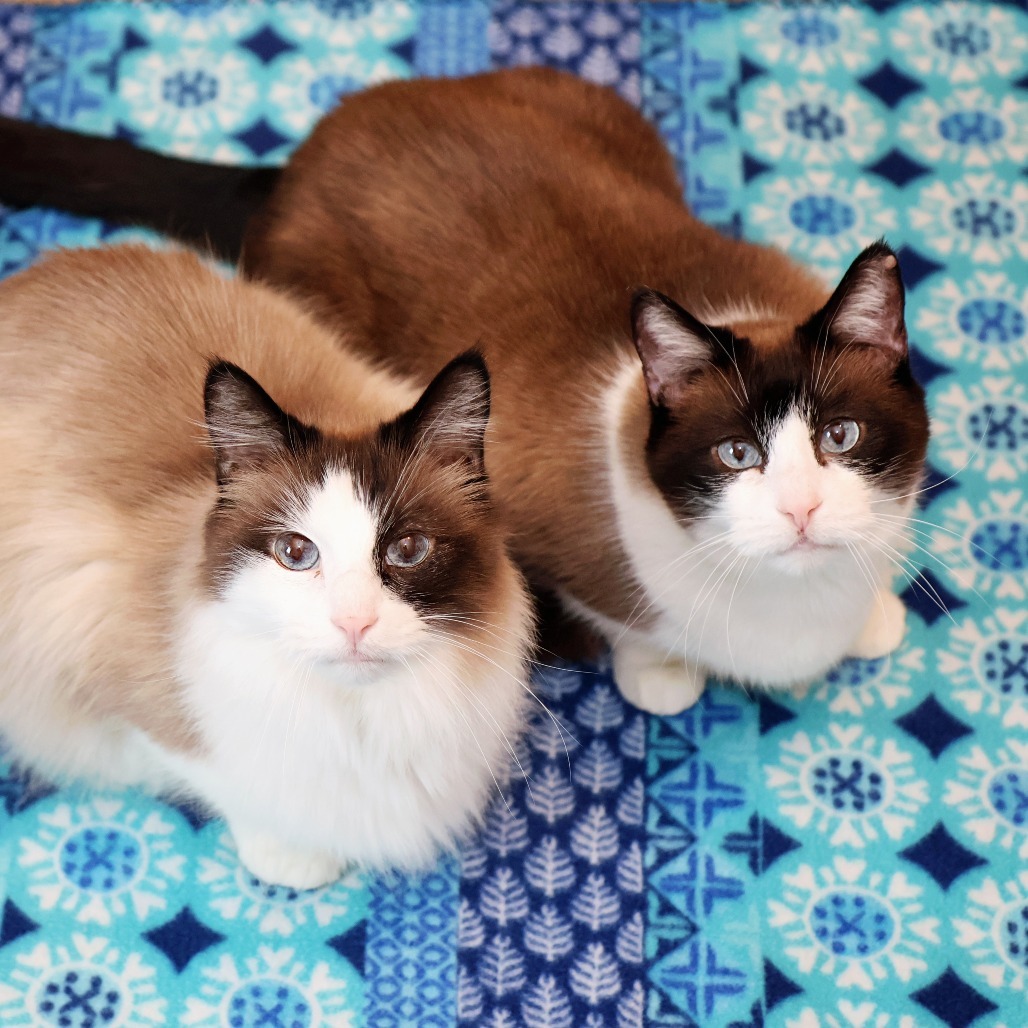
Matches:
[765,725,928,848]
[788,1001,919,1028]
[180,946,353,1026]
[794,647,925,716]
[953,870,1028,993]
[939,608,1028,728]
[945,741,1028,860]
[769,857,940,990]
[747,171,896,279]
[740,6,881,75]
[0,934,166,1026]
[130,5,262,45]
[742,80,886,166]
[195,832,363,936]
[913,271,1027,372]
[276,0,417,51]
[15,797,186,927]
[889,2,1027,83]
[118,47,261,159]
[898,89,1028,169]
[267,50,404,138]
[928,490,1028,602]
[931,377,1028,483]
[909,175,1028,266]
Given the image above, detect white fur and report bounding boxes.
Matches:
[832,278,891,345]
[157,470,531,884]
[593,361,914,713]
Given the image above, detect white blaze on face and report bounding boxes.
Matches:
[221,469,428,677]
[763,410,823,533]
[721,406,877,564]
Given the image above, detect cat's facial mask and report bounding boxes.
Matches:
[632,242,930,572]
[202,354,502,682]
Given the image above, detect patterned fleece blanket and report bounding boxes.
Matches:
[0,2,1026,1026]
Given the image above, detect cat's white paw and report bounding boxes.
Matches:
[233,830,343,890]
[613,643,706,715]
[849,591,907,660]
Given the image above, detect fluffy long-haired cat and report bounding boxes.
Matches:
[0,68,929,714]
[0,245,533,888]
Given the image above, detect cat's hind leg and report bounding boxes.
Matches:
[849,590,907,659]
[612,639,707,715]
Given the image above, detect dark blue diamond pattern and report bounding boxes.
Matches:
[758,695,796,736]
[327,920,366,975]
[722,815,801,876]
[763,957,804,1012]
[912,967,999,1028]
[895,244,946,290]
[233,117,291,158]
[900,822,988,890]
[240,25,295,65]
[0,758,54,816]
[0,898,40,949]
[908,344,955,387]
[143,907,225,973]
[866,148,933,187]
[858,60,924,108]
[895,695,974,759]
[900,569,968,627]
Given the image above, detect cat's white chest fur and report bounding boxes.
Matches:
[585,361,912,715]
[162,603,519,886]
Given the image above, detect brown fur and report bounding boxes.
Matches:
[0,246,420,761]
[242,67,833,625]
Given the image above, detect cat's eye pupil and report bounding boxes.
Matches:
[273,532,319,571]
[821,419,860,455]
[716,439,761,470]
[385,533,432,568]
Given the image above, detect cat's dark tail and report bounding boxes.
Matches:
[0,116,280,261]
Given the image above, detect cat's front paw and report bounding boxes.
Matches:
[849,591,907,660]
[613,642,706,715]
[233,830,344,890]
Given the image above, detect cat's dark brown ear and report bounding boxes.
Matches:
[204,362,297,486]
[818,241,907,365]
[631,289,715,407]
[402,351,491,474]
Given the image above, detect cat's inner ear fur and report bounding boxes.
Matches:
[631,290,715,408]
[401,352,491,474]
[818,241,907,365]
[204,362,298,486]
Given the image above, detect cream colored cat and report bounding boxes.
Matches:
[0,246,533,888]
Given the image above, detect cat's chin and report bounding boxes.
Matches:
[766,538,845,575]
[316,652,399,685]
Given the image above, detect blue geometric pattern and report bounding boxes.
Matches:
[457,669,647,1027]
[1,1,1026,1024]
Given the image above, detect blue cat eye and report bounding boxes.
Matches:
[716,439,762,471]
[385,533,433,568]
[273,532,320,571]
[820,419,860,455]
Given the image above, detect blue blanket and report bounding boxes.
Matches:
[1,2,1026,1025]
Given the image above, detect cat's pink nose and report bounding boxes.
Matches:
[332,613,378,648]
[779,499,822,532]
